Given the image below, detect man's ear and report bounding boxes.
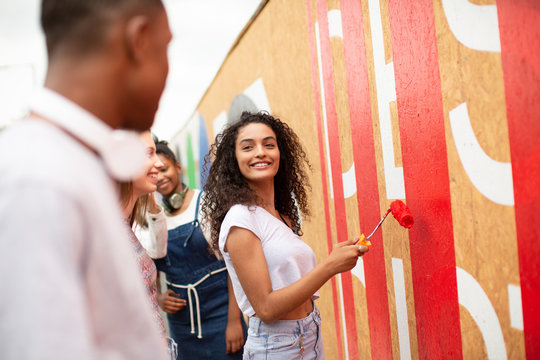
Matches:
[124,15,151,62]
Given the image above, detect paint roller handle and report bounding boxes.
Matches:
[354,211,391,246]
[354,234,372,247]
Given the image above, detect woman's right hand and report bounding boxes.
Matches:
[325,238,369,275]
[157,289,186,314]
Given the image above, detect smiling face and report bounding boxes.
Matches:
[156,154,182,197]
[235,122,280,187]
[132,131,163,197]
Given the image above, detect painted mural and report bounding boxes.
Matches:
[169,0,539,358]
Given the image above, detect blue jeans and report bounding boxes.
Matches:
[243,306,325,360]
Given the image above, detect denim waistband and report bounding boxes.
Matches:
[166,266,227,339]
[248,306,321,336]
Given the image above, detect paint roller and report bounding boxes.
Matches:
[355,200,414,246]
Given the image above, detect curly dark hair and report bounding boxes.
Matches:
[201,111,311,253]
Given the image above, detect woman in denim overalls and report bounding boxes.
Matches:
[154,139,246,359]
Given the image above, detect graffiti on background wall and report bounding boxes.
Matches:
[170,0,539,359]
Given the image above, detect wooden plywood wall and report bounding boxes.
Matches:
[169,0,540,358]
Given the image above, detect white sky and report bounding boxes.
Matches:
[0,0,261,139]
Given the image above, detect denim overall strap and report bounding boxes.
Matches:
[181,191,203,248]
[182,224,197,248]
[194,190,202,219]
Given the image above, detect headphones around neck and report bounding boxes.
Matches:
[162,184,188,212]
[30,88,146,181]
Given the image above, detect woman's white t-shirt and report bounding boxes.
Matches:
[219,204,319,316]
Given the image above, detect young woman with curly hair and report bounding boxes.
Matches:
[202,111,369,359]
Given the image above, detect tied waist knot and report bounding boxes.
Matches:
[166,266,227,338]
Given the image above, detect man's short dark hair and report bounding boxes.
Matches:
[41,0,164,57]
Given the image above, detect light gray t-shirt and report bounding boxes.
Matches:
[0,99,168,359]
[219,204,319,317]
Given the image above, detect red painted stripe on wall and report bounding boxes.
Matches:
[314,0,359,357]
[341,1,393,359]
[305,1,344,358]
[497,1,540,357]
[387,1,463,359]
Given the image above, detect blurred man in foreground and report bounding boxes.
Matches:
[0,0,172,358]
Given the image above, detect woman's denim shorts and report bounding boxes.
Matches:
[243,306,325,359]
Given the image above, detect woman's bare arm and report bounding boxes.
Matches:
[226,226,367,324]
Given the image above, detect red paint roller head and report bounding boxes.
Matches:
[389,200,414,228]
